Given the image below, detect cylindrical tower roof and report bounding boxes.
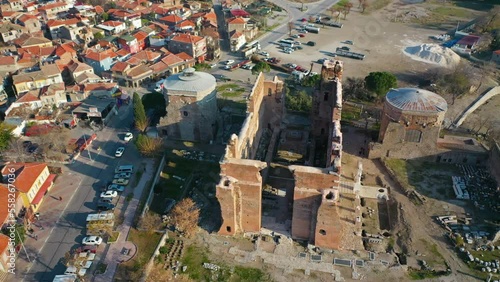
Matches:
[385,88,447,113]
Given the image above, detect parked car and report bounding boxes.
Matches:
[112,178,129,185]
[343,40,354,45]
[76,245,97,254]
[225,60,235,65]
[114,172,131,179]
[298,34,305,38]
[213,74,231,82]
[82,236,103,246]
[307,41,316,46]
[258,51,269,57]
[309,72,318,76]
[65,265,86,277]
[292,34,299,38]
[339,46,351,51]
[98,198,113,204]
[79,260,93,269]
[124,132,133,142]
[100,190,118,198]
[22,141,32,148]
[115,147,125,157]
[299,29,308,34]
[289,64,297,69]
[210,63,217,68]
[107,184,125,192]
[224,65,232,70]
[97,202,115,211]
[26,144,39,153]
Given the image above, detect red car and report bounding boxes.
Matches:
[298,34,305,38]
[300,18,307,22]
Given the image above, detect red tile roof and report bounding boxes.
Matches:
[0,56,15,66]
[111,61,130,72]
[46,19,65,28]
[176,52,193,61]
[177,20,195,28]
[102,21,125,27]
[17,14,38,23]
[228,17,245,24]
[82,83,117,92]
[0,234,11,257]
[171,33,203,44]
[94,5,104,14]
[231,31,243,38]
[1,163,48,193]
[38,2,66,11]
[149,61,169,73]
[115,49,130,57]
[159,14,182,24]
[133,31,148,42]
[85,49,118,62]
[55,43,76,57]
[494,50,500,55]
[31,174,56,205]
[16,92,40,103]
[161,53,183,66]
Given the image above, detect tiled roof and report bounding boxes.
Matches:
[127,64,152,78]
[111,61,130,72]
[149,61,169,73]
[0,22,24,33]
[177,20,195,28]
[102,21,125,27]
[94,5,104,14]
[85,49,118,62]
[17,14,38,23]
[230,31,243,38]
[159,14,183,24]
[0,56,16,65]
[46,19,65,28]
[74,72,101,84]
[176,52,193,61]
[494,50,500,55]
[1,162,48,193]
[40,64,61,76]
[133,31,148,42]
[82,82,117,92]
[16,91,40,103]
[15,35,52,48]
[38,2,67,11]
[161,53,183,66]
[40,82,65,96]
[129,50,161,62]
[68,61,93,73]
[228,17,246,24]
[171,33,203,44]
[18,46,56,57]
[204,11,217,21]
[55,43,76,57]
[0,234,11,256]
[115,49,130,57]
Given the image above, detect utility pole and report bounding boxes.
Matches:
[82,134,93,161]
[16,227,31,263]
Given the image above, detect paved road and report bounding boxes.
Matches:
[10,103,143,282]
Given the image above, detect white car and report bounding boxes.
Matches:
[124,132,133,142]
[65,266,86,277]
[82,236,103,246]
[225,60,234,65]
[258,51,269,57]
[112,178,129,185]
[115,147,125,157]
[100,190,118,198]
[107,184,125,192]
[114,172,131,179]
[224,65,232,70]
[210,63,217,68]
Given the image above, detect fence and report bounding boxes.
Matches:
[141,153,166,218]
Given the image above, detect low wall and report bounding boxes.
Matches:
[141,154,166,218]
[453,86,500,128]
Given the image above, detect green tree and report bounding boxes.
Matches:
[135,135,162,156]
[286,88,312,113]
[455,235,464,247]
[93,32,104,40]
[252,61,270,75]
[133,93,148,132]
[364,72,397,97]
[0,122,14,151]
[101,12,109,22]
[301,74,321,87]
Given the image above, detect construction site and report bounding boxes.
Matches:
[215,60,391,254]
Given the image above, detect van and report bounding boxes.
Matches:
[115,165,133,173]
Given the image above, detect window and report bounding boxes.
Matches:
[183,111,189,117]
[324,92,329,101]
[226,226,231,232]
[319,229,326,235]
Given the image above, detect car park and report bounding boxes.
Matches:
[100,190,118,198]
[114,172,131,179]
[107,184,125,192]
[124,132,133,142]
[82,236,103,246]
[225,60,235,65]
[115,147,125,157]
[112,178,129,185]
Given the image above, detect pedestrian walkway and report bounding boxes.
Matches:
[93,159,154,282]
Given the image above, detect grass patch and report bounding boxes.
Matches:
[115,229,162,281]
[334,0,349,8]
[469,249,500,263]
[95,263,107,274]
[234,266,268,281]
[419,239,446,267]
[108,231,120,243]
[432,6,470,18]
[341,104,362,122]
[181,245,211,280]
[217,83,239,91]
[265,23,280,32]
[408,268,448,280]
[367,0,392,12]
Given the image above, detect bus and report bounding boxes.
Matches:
[279,39,295,45]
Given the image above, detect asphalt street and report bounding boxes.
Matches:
[13,103,141,282]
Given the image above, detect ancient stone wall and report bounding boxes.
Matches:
[489,142,500,186]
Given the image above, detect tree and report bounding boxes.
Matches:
[133,92,148,132]
[169,198,200,238]
[358,0,364,8]
[344,77,373,101]
[361,1,369,13]
[333,8,341,22]
[101,12,109,22]
[135,135,162,156]
[430,63,472,104]
[0,122,14,152]
[301,74,321,87]
[343,2,353,19]
[94,32,104,40]
[364,72,397,98]
[455,234,464,247]
[139,212,163,232]
[252,61,270,75]
[286,88,312,113]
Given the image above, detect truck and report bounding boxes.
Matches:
[305,26,320,33]
[86,213,115,222]
[334,48,365,60]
